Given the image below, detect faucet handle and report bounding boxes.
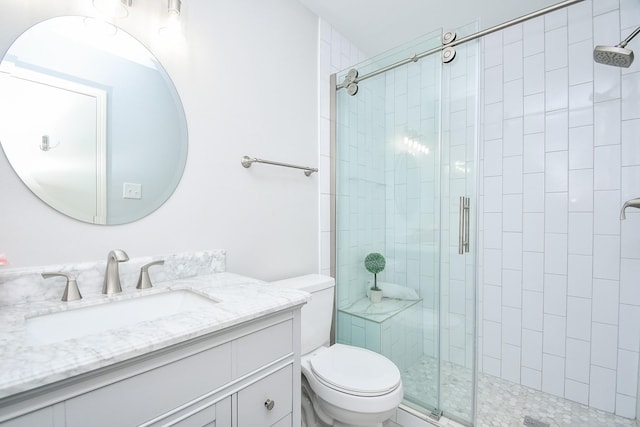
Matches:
[136,260,165,290]
[42,272,82,302]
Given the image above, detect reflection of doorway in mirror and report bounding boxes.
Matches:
[0,69,107,224]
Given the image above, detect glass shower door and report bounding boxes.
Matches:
[436,28,477,424]
[334,27,477,425]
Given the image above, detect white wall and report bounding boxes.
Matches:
[478,0,640,417]
[0,0,319,281]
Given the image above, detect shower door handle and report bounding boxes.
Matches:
[458,196,470,254]
[464,196,470,253]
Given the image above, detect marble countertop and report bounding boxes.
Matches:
[0,272,309,400]
[338,296,421,323]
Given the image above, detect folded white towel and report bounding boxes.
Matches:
[366,281,420,300]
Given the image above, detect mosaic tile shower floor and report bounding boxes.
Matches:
[401,355,637,427]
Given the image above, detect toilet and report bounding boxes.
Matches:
[271,274,403,427]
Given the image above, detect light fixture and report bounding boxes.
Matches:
[168,0,181,16]
[159,0,184,40]
[92,0,132,20]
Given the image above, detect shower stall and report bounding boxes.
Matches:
[329,0,640,425]
[332,24,479,425]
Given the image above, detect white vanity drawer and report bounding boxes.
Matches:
[168,396,231,427]
[234,320,292,377]
[64,342,232,427]
[237,365,292,427]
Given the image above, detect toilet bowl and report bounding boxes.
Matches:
[271,275,404,427]
[302,344,403,426]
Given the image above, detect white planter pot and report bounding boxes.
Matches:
[369,289,383,304]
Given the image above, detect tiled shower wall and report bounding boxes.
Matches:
[478,0,640,417]
[318,20,365,279]
[381,50,441,360]
[336,71,387,308]
[330,38,386,310]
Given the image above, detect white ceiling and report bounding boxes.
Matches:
[298,0,568,57]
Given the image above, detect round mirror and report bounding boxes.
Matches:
[0,16,188,225]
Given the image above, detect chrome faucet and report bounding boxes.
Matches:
[620,198,640,220]
[102,249,129,294]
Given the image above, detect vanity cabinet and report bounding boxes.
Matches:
[1,406,60,427]
[0,309,301,427]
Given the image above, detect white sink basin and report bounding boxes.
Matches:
[25,289,218,346]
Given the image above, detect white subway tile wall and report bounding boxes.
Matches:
[318,20,366,278]
[479,0,640,417]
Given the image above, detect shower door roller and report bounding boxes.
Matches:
[343,69,359,96]
[458,196,470,254]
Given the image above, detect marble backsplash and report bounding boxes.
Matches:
[0,249,226,307]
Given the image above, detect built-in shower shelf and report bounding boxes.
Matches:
[337,296,423,373]
[339,296,421,323]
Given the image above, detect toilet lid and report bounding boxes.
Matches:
[308,344,401,396]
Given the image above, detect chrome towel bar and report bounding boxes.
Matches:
[241,156,318,177]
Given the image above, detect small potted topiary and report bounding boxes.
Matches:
[364,252,385,303]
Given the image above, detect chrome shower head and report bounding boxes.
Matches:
[594,26,640,68]
[594,45,635,68]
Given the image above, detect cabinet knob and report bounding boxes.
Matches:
[264,399,275,411]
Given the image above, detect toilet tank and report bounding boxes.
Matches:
[270,274,335,355]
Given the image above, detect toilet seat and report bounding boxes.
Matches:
[301,344,404,420]
[308,344,401,397]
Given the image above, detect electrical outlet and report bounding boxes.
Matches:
[123,182,142,199]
